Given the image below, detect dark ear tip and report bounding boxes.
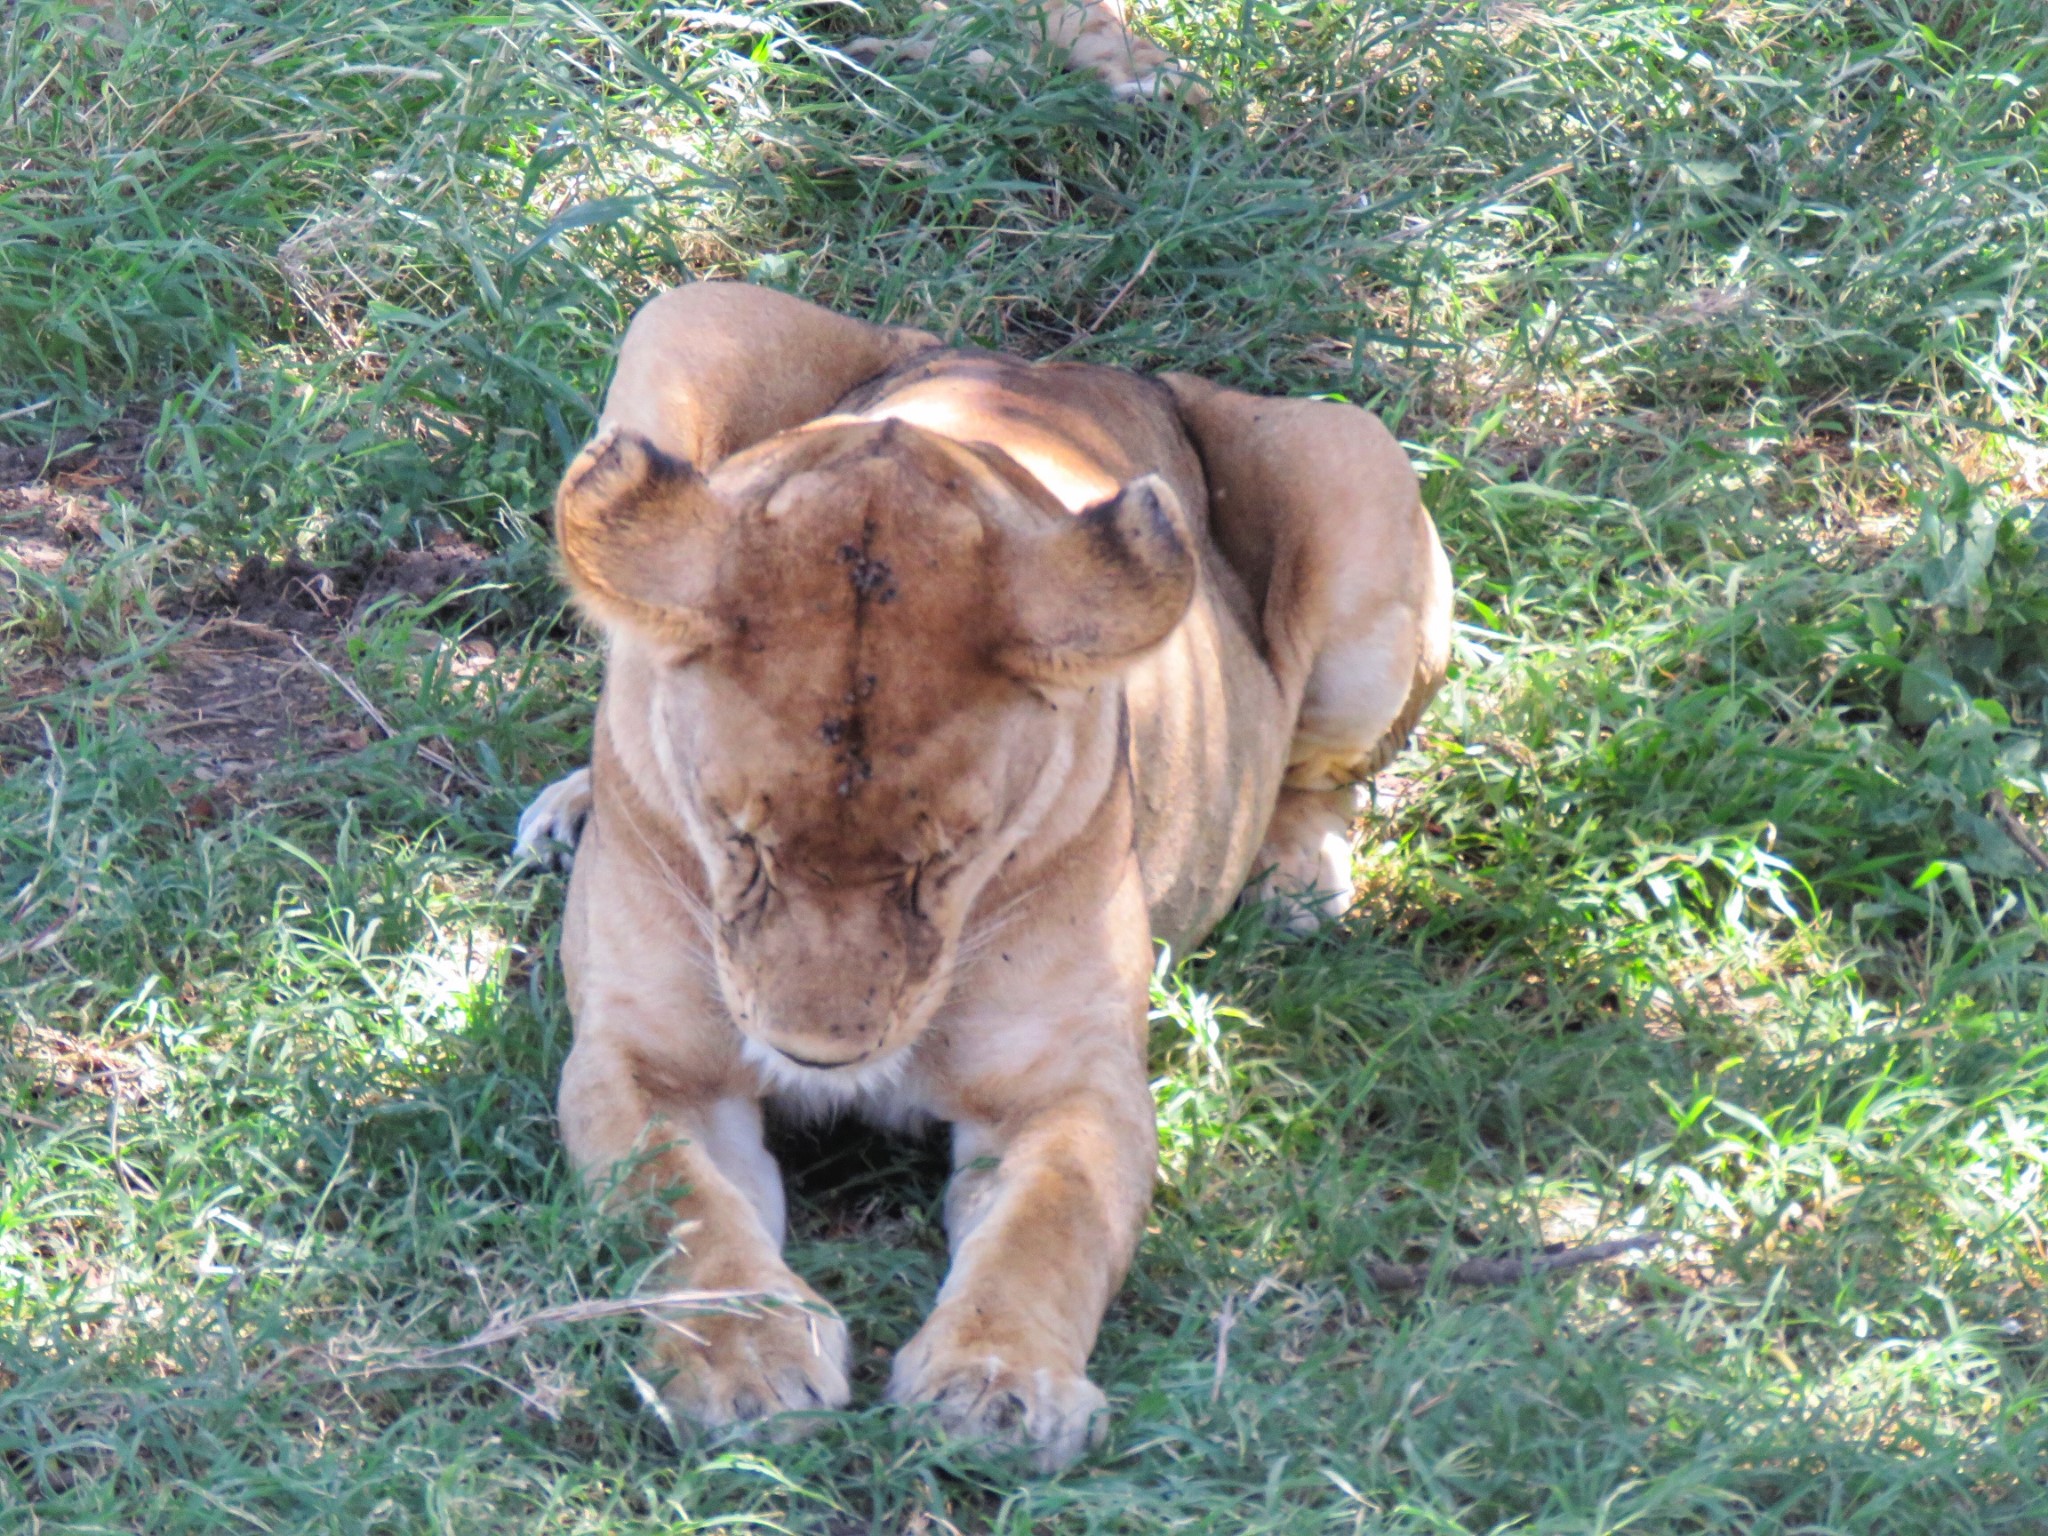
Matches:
[1081,474,1188,554]
[1127,473,1184,540]
[561,428,697,509]
[1110,476,1194,588]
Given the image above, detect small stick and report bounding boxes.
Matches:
[1084,244,1159,335]
[291,634,396,735]
[208,615,292,640]
[0,877,82,966]
[405,1287,782,1359]
[289,635,484,792]
[1209,1291,1236,1403]
[0,916,76,965]
[296,1288,791,1389]
[1987,796,2048,875]
[1365,1232,1665,1291]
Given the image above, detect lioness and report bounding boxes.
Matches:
[518,282,1449,1469]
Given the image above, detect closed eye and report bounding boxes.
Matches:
[896,859,932,920]
[896,840,976,918]
[729,833,772,918]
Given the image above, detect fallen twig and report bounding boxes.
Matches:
[289,634,485,793]
[276,1287,790,1409]
[1209,1292,1236,1404]
[1987,795,2048,875]
[1084,243,1159,335]
[1209,1274,1279,1402]
[1365,1232,1665,1291]
[0,878,84,967]
[0,916,77,966]
[384,1288,784,1363]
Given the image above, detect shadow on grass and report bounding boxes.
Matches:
[4,0,2046,1529]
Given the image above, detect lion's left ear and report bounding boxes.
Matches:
[553,426,732,655]
[992,474,1197,687]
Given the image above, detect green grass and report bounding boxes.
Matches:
[3,0,2046,1530]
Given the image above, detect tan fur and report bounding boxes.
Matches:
[533,283,1449,1468]
[849,0,1210,114]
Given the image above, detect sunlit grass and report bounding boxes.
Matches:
[3,0,2045,1530]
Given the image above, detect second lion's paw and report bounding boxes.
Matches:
[513,766,593,870]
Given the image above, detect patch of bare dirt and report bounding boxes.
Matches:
[140,622,367,789]
[1634,956,1780,1044]
[0,480,107,572]
[8,1021,168,1108]
[4,471,501,788]
[0,480,121,757]
[0,419,149,495]
[138,530,501,792]
[216,529,494,634]
[0,660,69,756]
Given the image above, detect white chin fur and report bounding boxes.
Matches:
[737,1034,926,1128]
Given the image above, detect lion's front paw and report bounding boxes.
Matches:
[514,766,592,869]
[888,1329,1107,1472]
[642,1289,851,1436]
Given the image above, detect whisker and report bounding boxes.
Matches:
[607,787,720,987]
[953,880,1045,968]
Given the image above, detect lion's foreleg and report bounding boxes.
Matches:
[558,1040,850,1431]
[889,1085,1155,1470]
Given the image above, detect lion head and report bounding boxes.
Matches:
[553,417,1196,1083]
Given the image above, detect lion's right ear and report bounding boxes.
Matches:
[992,474,1198,688]
[553,426,730,654]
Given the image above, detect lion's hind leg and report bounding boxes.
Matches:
[1252,631,1446,932]
[1163,373,1452,933]
[1044,0,1209,109]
